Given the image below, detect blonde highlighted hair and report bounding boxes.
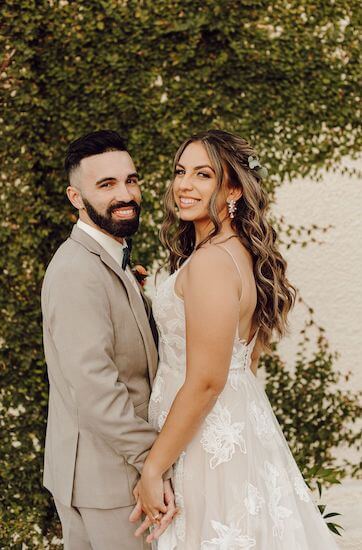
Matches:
[160,129,296,352]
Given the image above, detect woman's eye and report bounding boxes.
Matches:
[100,182,111,188]
[127,178,138,185]
[174,169,185,176]
[198,172,210,178]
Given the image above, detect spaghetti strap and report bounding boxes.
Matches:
[248,326,259,347]
[215,244,242,282]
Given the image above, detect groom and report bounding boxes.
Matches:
[41,130,174,549]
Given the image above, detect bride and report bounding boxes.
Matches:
[131,129,339,549]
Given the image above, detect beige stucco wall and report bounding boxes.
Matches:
[272,158,362,392]
[272,157,362,472]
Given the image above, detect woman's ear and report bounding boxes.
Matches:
[227,188,243,203]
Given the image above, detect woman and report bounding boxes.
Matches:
[134,130,339,549]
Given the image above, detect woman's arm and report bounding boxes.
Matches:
[137,246,242,519]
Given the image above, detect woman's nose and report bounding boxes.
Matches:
[178,174,193,190]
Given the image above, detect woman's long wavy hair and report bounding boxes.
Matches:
[160,129,296,352]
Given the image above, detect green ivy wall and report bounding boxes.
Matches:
[1,1,360,546]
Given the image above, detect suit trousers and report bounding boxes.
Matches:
[54,498,150,550]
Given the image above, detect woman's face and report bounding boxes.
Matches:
[173,141,228,223]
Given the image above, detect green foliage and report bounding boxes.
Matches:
[1,0,361,546]
[263,303,362,474]
[305,466,344,536]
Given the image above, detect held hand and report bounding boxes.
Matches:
[146,479,178,543]
[129,480,142,523]
[137,467,167,522]
[133,480,178,542]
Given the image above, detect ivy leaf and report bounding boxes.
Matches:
[327,523,344,536]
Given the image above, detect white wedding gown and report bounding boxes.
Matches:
[149,256,339,549]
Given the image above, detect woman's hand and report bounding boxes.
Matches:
[130,479,178,542]
[137,465,167,522]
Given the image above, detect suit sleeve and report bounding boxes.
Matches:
[44,260,158,475]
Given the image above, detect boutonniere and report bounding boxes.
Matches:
[132,264,149,288]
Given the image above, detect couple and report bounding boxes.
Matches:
[42,130,338,549]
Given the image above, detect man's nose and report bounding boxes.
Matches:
[113,182,134,202]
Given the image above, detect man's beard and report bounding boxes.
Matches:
[82,198,141,238]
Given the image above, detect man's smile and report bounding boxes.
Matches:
[112,207,136,219]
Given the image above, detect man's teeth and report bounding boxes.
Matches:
[114,209,134,214]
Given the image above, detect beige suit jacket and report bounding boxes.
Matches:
[41,225,160,509]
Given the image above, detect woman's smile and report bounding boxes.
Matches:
[179,196,201,208]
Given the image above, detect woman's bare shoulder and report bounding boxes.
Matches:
[187,242,240,274]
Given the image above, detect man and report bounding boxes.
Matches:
[41,130,175,549]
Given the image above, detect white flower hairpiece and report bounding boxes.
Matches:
[247,155,268,180]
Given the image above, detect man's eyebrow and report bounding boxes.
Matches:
[176,163,215,173]
[95,176,116,185]
[95,173,140,185]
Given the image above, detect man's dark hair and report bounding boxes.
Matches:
[64,130,128,179]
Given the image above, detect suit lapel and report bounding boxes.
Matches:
[70,226,158,384]
[135,280,151,319]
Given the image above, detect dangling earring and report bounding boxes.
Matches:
[227,199,237,219]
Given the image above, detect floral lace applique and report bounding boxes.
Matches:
[227,338,255,389]
[160,329,184,350]
[233,339,251,363]
[228,365,247,391]
[249,401,276,443]
[293,475,311,502]
[263,461,293,539]
[244,482,265,516]
[157,410,168,431]
[201,520,256,549]
[173,451,186,541]
[152,281,172,321]
[201,401,246,469]
[150,371,165,403]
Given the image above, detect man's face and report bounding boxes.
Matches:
[67,150,142,240]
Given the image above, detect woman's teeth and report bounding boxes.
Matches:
[180,197,200,206]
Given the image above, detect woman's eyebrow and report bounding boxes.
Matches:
[194,164,215,172]
[176,163,215,173]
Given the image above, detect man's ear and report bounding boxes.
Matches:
[66,186,84,210]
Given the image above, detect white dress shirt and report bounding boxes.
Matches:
[77,219,142,298]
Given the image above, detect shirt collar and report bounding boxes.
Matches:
[77,219,127,266]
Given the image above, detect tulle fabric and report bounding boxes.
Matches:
[149,266,339,549]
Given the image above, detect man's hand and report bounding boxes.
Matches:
[129,479,177,543]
